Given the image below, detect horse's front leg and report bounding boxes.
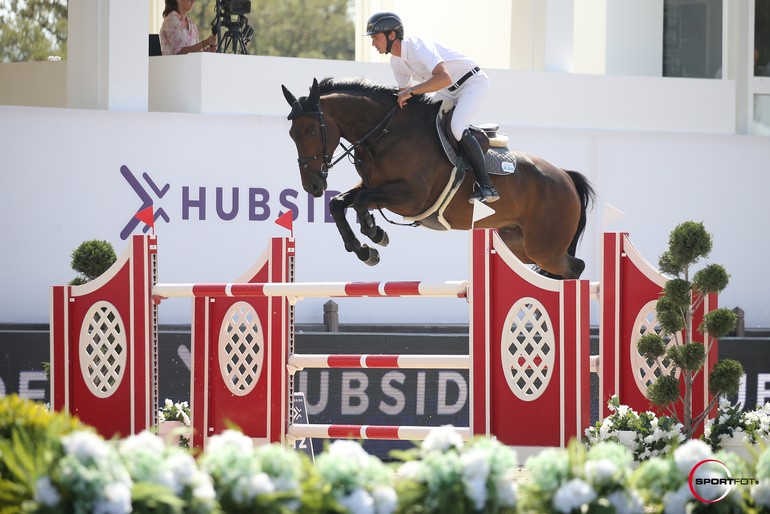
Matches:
[329,186,381,266]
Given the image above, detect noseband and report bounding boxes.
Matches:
[294,106,396,179]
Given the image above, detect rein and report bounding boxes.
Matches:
[293,97,419,228]
[296,106,397,179]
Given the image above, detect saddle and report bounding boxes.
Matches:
[440,107,510,155]
[437,104,518,176]
[401,104,518,231]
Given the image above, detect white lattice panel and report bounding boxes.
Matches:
[78,301,127,398]
[630,300,681,395]
[218,301,264,396]
[500,297,555,401]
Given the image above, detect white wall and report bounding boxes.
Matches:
[145,54,737,135]
[1,91,769,327]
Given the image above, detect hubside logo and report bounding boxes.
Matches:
[119,165,342,240]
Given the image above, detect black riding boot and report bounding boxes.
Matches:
[458,129,499,204]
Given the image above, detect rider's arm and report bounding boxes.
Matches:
[396,62,452,107]
[407,62,452,95]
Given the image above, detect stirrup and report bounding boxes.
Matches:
[468,183,500,204]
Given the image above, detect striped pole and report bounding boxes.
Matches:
[287,423,470,441]
[153,280,468,300]
[287,354,469,373]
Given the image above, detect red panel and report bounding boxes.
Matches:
[470,229,490,437]
[195,237,292,449]
[488,253,563,446]
[50,286,68,411]
[475,229,589,448]
[600,232,622,418]
[601,233,717,436]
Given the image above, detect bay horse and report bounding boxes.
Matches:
[281,77,595,279]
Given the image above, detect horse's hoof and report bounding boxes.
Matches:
[364,247,380,266]
[372,228,389,247]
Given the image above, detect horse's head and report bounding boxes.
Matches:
[282,78,341,197]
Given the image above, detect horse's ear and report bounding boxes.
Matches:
[281,85,297,107]
[282,85,304,120]
[307,78,320,109]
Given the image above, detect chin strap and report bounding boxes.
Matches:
[385,33,396,54]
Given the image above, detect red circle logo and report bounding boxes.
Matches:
[688,459,733,504]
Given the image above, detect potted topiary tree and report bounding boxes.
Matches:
[69,239,116,285]
[44,239,118,382]
[637,221,743,439]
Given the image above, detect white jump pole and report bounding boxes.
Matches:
[153,280,469,299]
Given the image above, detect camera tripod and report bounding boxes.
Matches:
[216,22,249,54]
[210,0,252,55]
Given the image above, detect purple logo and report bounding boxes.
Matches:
[120,165,170,240]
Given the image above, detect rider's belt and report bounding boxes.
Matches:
[448,67,481,92]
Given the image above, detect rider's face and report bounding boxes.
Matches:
[370,32,389,54]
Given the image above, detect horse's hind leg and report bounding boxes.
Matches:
[329,188,381,265]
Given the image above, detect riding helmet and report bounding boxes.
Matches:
[366,12,404,39]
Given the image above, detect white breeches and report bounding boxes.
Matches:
[435,71,489,141]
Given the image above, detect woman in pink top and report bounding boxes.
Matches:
[159,0,217,55]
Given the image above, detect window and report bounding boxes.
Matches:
[756,0,770,76]
[663,0,723,78]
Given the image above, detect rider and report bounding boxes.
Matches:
[366,12,499,204]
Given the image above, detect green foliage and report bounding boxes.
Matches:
[657,250,682,276]
[69,239,116,284]
[638,221,742,439]
[189,0,354,59]
[665,220,712,269]
[647,374,680,407]
[662,278,691,309]
[700,308,738,339]
[0,0,67,62]
[637,333,666,360]
[693,263,730,294]
[130,482,187,514]
[0,396,85,513]
[655,295,685,334]
[709,359,743,396]
[666,342,705,371]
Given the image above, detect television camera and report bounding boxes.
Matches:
[211,0,254,54]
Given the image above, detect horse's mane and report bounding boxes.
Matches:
[316,77,436,107]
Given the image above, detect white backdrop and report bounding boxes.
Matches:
[1,104,769,327]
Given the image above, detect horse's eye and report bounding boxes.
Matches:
[307,127,317,136]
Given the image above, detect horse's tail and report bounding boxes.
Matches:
[565,170,596,257]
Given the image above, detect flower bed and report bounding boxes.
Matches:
[5,395,770,513]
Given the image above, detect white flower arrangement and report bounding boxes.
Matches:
[158,398,192,448]
[118,430,218,513]
[315,439,397,514]
[158,398,191,426]
[703,397,770,452]
[198,429,307,513]
[585,395,685,461]
[33,430,133,514]
[519,440,644,514]
[394,425,518,514]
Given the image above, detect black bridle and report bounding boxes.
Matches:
[293,105,397,179]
